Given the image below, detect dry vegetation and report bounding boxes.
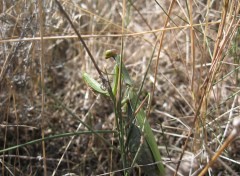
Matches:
[1,0,240,175]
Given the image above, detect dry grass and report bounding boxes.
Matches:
[0,0,240,175]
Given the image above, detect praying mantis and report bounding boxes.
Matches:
[82,49,165,176]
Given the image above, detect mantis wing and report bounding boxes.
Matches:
[128,89,165,176]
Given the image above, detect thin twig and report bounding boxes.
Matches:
[54,0,105,81]
[38,0,47,175]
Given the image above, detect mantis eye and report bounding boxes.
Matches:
[105,49,117,59]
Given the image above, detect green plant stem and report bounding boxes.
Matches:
[0,130,117,154]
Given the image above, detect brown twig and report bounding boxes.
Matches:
[38,0,47,175]
[199,117,240,176]
[54,0,105,81]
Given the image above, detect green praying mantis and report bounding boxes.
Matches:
[82,49,165,176]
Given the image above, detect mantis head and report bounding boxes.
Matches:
[105,49,118,60]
